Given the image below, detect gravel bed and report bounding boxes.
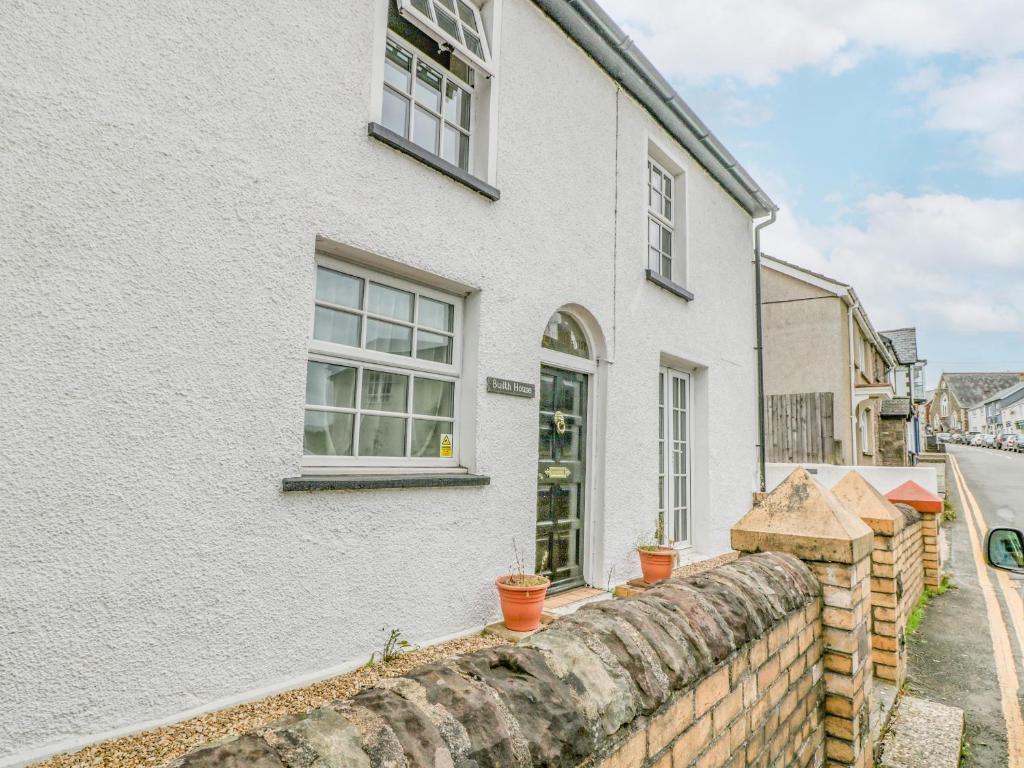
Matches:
[31,633,504,768]
[674,550,739,578]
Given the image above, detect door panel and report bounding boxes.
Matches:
[536,365,588,591]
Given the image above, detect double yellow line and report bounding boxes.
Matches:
[948,452,1024,764]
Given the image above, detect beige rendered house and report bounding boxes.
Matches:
[760,255,895,465]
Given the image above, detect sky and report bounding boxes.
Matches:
[602,0,1024,388]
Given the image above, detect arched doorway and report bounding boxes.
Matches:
[536,309,597,591]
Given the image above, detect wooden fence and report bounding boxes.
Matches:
[765,392,840,464]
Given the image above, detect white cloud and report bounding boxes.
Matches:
[921,59,1024,175]
[762,193,1024,334]
[600,0,1024,85]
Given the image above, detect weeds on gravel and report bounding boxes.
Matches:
[365,627,416,667]
[906,577,954,637]
[942,495,957,522]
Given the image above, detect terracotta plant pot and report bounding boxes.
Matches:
[495,575,550,632]
[638,546,676,584]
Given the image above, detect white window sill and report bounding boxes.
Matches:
[645,269,694,301]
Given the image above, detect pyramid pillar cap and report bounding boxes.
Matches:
[885,480,943,514]
[832,471,905,536]
[731,467,873,564]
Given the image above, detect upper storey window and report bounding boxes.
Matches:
[382,37,473,171]
[397,0,493,75]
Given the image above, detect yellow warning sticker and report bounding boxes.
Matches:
[440,433,453,458]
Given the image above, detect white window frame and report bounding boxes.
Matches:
[303,255,464,472]
[396,0,494,77]
[382,34,475,173]
[647,157,676,282]
[659,367,692,548]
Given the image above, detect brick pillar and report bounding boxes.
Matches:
[885,481,943,589]
[831,472,907,685]
[732,467,875,768]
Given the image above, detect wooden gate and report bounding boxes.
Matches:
[765,392,839,464]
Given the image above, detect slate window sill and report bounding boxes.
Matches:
[367,123,500,201]
[645,269,694,302]
[282,473,491,492]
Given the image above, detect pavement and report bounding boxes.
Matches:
[907,444,1024,767]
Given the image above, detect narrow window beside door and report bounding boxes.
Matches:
[658,368,691,546]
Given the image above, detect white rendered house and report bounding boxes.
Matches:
[0,0,775,763]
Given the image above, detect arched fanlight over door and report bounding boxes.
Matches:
[541,311,591,359]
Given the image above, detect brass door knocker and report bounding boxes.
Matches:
[553,411,567,435]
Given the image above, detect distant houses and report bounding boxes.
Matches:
[927,372,1024,433]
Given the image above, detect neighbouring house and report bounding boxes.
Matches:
[879,327,927,455]
[760,255,896,466]
[0,0,777,764]
[928,372,1024,432]
[1000,385,1024,436]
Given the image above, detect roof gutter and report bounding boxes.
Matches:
[530,0,777,218]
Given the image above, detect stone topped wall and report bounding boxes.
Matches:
[871,505,923,683]
[168,553,822,768]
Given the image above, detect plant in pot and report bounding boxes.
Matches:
[637,520,676,584]
[495,542,550,632]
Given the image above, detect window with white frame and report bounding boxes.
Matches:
[303,259,462,469]
[397,0,492,75]
[382,35,474,171]
[658,368,691,546]
[647,158,676,281]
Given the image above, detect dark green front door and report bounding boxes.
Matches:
[537,365,588,591]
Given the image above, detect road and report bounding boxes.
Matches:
[908,443,1024,767]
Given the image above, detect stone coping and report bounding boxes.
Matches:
[168,552,819,767]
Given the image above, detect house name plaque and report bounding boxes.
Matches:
[486,377,535,398]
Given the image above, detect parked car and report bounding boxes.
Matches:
[1004,434,1020,452]
[996,433,1013,449]
[937,432,951,443]
[984,434,997,447]
[970,433,985,446]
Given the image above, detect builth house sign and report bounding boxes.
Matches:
[486,377,535,398]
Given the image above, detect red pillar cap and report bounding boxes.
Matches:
[884,480,942,514]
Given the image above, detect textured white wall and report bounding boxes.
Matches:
[0,0,758,762]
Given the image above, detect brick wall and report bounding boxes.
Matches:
[168,553,824,768]
[599,600,824,768]
[868,506,923,684]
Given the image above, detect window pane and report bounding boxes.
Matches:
[441,125,469,170]
[415,61,443,112]
[456,0,478,28]
[648,217,661,248]
[412,419,449,457]
[412,106,440,153]
[416,329,453,363]
[366,319,413,356]
[381,87,410,136]
[649,246,661,272]
[410,0,433,18]
[313,306,361,346]
[316,267,363,309]
[444,82,470,130]
[434,6,462,40]
[661,254,672,279]
[361,369,409,412]
[435,0,455,10]
[368,282,413,320]
[305,362,356,408]
[661,226,673,256]
[541,311,590,358]
[359,415,407,456]
[413,377,454,417]
[303,411,354,456]
[463,29,483,57]
[419,296,454,331]
[664,175,672,199]
[384,41,413,92]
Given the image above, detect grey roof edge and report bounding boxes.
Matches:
[531,0,777,218]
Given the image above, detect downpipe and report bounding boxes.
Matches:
[753,210,776,492]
